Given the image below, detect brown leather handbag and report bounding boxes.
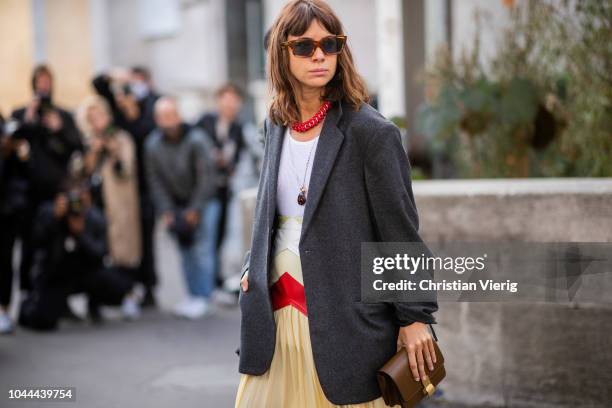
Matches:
[377,326,445,408]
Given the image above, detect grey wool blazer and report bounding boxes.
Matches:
[237,99,438,405]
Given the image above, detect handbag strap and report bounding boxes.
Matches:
[429,324,438,342]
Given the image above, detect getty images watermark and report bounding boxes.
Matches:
[360,242,612,303]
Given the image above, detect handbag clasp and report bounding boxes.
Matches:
[421,376,435,397]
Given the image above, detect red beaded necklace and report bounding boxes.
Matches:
[291,100,332,133]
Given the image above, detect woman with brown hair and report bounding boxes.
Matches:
[77,95,142,319]
[235,1,438,407]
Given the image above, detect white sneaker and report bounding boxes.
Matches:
[173,298,193,317]
[0,310,14,334]
[175,297,211,319]
[121,296,141,320]
[223,275,242,292]
[212,289,238,306]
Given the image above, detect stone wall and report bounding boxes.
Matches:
[413,178,612,407]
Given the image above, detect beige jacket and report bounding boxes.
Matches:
[98,130,142,267]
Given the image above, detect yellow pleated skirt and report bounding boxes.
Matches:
[235,216,395,408]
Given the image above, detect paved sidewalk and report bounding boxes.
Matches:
[0,306,242,408]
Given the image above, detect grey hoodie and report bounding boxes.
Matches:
[144,124,216,214]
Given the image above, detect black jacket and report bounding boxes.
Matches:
[11,106,82,203]
[32,202,107,286]
[196,112,245,190]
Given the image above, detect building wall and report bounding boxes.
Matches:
[0,0,35,116]
[105,0,228,121]
[0,0,95,115]
[375,0,405,119]
[44,0,95,109]
[1,0,448,122]
[105,0,148,68]
[451,0,517,72]
[414,178,612,406]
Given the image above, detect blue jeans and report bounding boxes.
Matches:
[177,199,221,299]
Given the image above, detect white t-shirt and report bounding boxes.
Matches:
[276,127,320,217]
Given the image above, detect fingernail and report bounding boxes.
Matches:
[415,377,419,381]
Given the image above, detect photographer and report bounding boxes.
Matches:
[1,113,34,334]
[19,180,136,330]
[9,64,83,294]
[195,84,246,297]
[145,97,218,319]
[11,64,83,202]
[92,67,160,306]
[77,95,142,319]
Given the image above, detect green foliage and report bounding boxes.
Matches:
[418,0,612,177]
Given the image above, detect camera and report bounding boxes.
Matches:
[37,94,53,117]
[2,118,27,141]
[67,191,84,217]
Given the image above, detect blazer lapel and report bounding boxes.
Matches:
[300,101,344,242]
[266,121,286,227]
[266,101,345,242]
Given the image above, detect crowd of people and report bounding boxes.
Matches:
[0,64,257,333]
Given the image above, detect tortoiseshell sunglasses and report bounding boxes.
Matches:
[281,35,347,57]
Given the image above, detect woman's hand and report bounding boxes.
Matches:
[90,135,105,154]
[115,93,140,121]
[24,97,40,123]
[240,273,249,292]
[397,322,436,382]
[106,136,120,157]
[42,110,63,133]
[183,209,200,227]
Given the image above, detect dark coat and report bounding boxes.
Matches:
[32,202,107,286]
[237,100,438,404]
[0,114,30,215]
[196,112,245,191]
[11,106,82,203]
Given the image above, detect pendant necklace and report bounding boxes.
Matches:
[290,100,331,205]
[288,131,319,206]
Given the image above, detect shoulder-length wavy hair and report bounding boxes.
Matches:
[267,0,369,126]
[76,95,112,143]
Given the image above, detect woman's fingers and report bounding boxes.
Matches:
[423,338,434,372]
[406,344,420,381]
[240,276,249,292]
[398,323,437,381]
[427,337,437,365]
[415,342,427,381]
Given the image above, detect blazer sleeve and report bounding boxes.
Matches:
[240,117,271,281]
[363,122,438,327]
